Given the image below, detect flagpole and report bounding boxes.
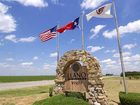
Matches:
[112,0,127,94]
[81,11,85,50]
[57,25,60,64]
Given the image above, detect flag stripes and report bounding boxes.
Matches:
[39,26,57,42]
[39,32,57,42]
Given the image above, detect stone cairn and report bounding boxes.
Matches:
[54,50,108,105]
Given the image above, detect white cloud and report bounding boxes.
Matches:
[101,58,116,64]
[8,0,48,8]
[43,63,56,70]
[123,43,137,50]
[70,39,75,43]
[81,0,107,10]
[105,49,116,53]
[87,46,104,53]
[5,34,17,43]
[113,52,131,58]
[103,20,140,38]
[18,36,36,42]
[5,34,36,43]
[50,52,57,57]
[0,62,11,68]
[123,54,140,62]
[21,62,33,66]
[101,54,140,75]
[0,2,16,33]
[33,56,38,60]
[90,25,106,39]
[6,58,14,61]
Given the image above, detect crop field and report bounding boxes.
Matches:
[0,76,55,83]
[0,77,139,105]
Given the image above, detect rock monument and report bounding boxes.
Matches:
[54,50,108,105]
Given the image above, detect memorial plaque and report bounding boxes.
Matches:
[64,62,88,92]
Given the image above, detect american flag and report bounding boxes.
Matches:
[39,26,57,42]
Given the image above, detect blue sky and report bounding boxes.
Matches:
[0,0,140,76]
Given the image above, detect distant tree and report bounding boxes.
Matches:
[105,73,114,76]
[120,71,140,77]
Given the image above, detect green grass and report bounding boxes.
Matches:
[0,76,55,83]
[33,95,89,105]
[0,85,53,97]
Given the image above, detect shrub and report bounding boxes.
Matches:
[119,92,140,105]
[49,87,53,97]
[33,95,89,105]
[65,92,86,100]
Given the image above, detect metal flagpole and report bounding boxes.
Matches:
[81,11,85,50]
[57,25,60,64]
[112,0,127,94]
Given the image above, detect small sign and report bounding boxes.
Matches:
[64,62,88,92]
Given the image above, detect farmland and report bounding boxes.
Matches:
[0,76,55,83]
[0,77,139,105]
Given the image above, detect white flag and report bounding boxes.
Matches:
[86,3,113,21]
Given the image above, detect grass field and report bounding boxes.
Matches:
[0,85,53,105]
[0,76,55,83]
[33,95,89,105]
[103,77,140,104]
[0,77,139,105]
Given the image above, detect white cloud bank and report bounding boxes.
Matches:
[33,56,38,60]
[101,54,140,75]
[5,34,36,43]
[123,43,137,50]
[81,0,107,10]
[6,0,48,8]
[6,58,14,61]
[21,62,33,66]
[87,46,104,53]
[50,52,57,57]
[0,2,16,33]
[90,25,106,39]
[103,20,140,38]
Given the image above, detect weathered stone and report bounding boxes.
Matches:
[54,50,108,105]
[89,99,94,105]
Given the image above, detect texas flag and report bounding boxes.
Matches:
[57,17,80,33]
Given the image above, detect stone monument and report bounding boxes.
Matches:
[54,50,108,105]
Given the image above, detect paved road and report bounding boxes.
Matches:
[0,80,55,91]
[0,76,118,91]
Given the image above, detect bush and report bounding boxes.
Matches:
[49,87,53,97]
[119,92,140,105]
[33,95,89,105]
[65,92,86,100]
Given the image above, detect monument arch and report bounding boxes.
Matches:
[54,50,108,105]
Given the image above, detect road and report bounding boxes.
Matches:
[0,76,118,91]
[0,80,55,91]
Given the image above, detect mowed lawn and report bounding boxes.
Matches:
[0,77,139,105]
[0,76,55,82]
